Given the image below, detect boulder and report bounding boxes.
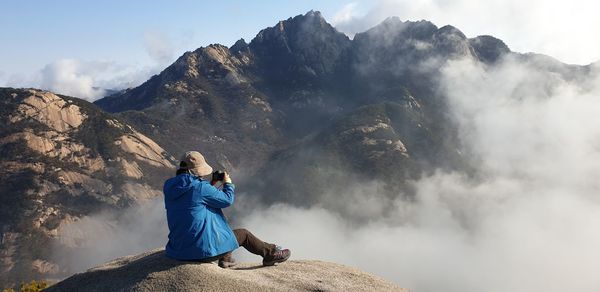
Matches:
[45,249,407,292]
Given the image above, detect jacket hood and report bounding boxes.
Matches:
[163,174,200,201]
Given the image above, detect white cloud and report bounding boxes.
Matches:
[144,29,175,65]
[51,198,168,273]
[0,29,179,101]
[37,59,108,100]
[331,0,600,65]
[331,2,360,26]
[0,59,160,101]
[1,61,166,103]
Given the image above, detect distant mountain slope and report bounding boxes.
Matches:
[253,97,468,210]
[95,43,283,171]
[0,88,175,286]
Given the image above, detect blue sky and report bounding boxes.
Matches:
[0,1,351,75]
[1,0,599,100]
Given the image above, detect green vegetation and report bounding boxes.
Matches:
[2,280,48,292]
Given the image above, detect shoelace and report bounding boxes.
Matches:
[273,246,287,258]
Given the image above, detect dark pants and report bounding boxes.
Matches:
[218,228,276,262]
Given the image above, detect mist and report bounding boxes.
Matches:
[234,57,600,291]
[51,198,168,273]
[52,57,600,292]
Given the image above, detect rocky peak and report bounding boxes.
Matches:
[354,18,438,45]
[354,19,476,59]
[433,25,475,58]
[351,18,476,85]
[437,25,467,39]
[229,38,249,54]
[469,35,511,63]
[249,10,352,79]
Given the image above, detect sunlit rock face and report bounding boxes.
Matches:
[0,88,175,285]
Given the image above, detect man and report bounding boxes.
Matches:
[163,151,291,267]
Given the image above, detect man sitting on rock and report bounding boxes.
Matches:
[163,151,291,268]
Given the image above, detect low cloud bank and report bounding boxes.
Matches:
[1,29,176,101]
[51,198,168,273]
[0,58,162,101]
[236,174,600,292]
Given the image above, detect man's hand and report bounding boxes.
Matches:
[223,172,233,184]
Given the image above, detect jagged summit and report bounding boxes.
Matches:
[250,10,339,43]
[358,17,438,41]
[229,38,248,54]
[248,10,351,79]
[469,35,511,63]
[45,249,407,292]
[437,25,467,38]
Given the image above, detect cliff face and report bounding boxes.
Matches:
[0,88,175,285]
[45,249,408,292]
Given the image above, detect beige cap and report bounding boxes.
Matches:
[179,151,213,176]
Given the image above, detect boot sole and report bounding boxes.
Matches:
[218,261,237,269]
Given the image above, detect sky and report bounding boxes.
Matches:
[1,0,599,100]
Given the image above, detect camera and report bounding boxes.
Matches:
[212,170,225,182]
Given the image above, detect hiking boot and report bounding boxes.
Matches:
[263,246,291,266]
[218,254,236,269]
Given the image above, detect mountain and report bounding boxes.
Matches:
[94,11,590,209]
[0,88,175,286]
[95,43,283,172]
[93,11,510,200]
[45,249,407,291]
[94,11,357,171]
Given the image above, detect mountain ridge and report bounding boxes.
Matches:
[91,10,589,206]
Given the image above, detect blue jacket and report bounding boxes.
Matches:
[163,173,239,260]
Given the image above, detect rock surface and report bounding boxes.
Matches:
[46,249,407,292]
[0,88,176,286]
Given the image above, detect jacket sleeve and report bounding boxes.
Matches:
[201,183,235,208]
